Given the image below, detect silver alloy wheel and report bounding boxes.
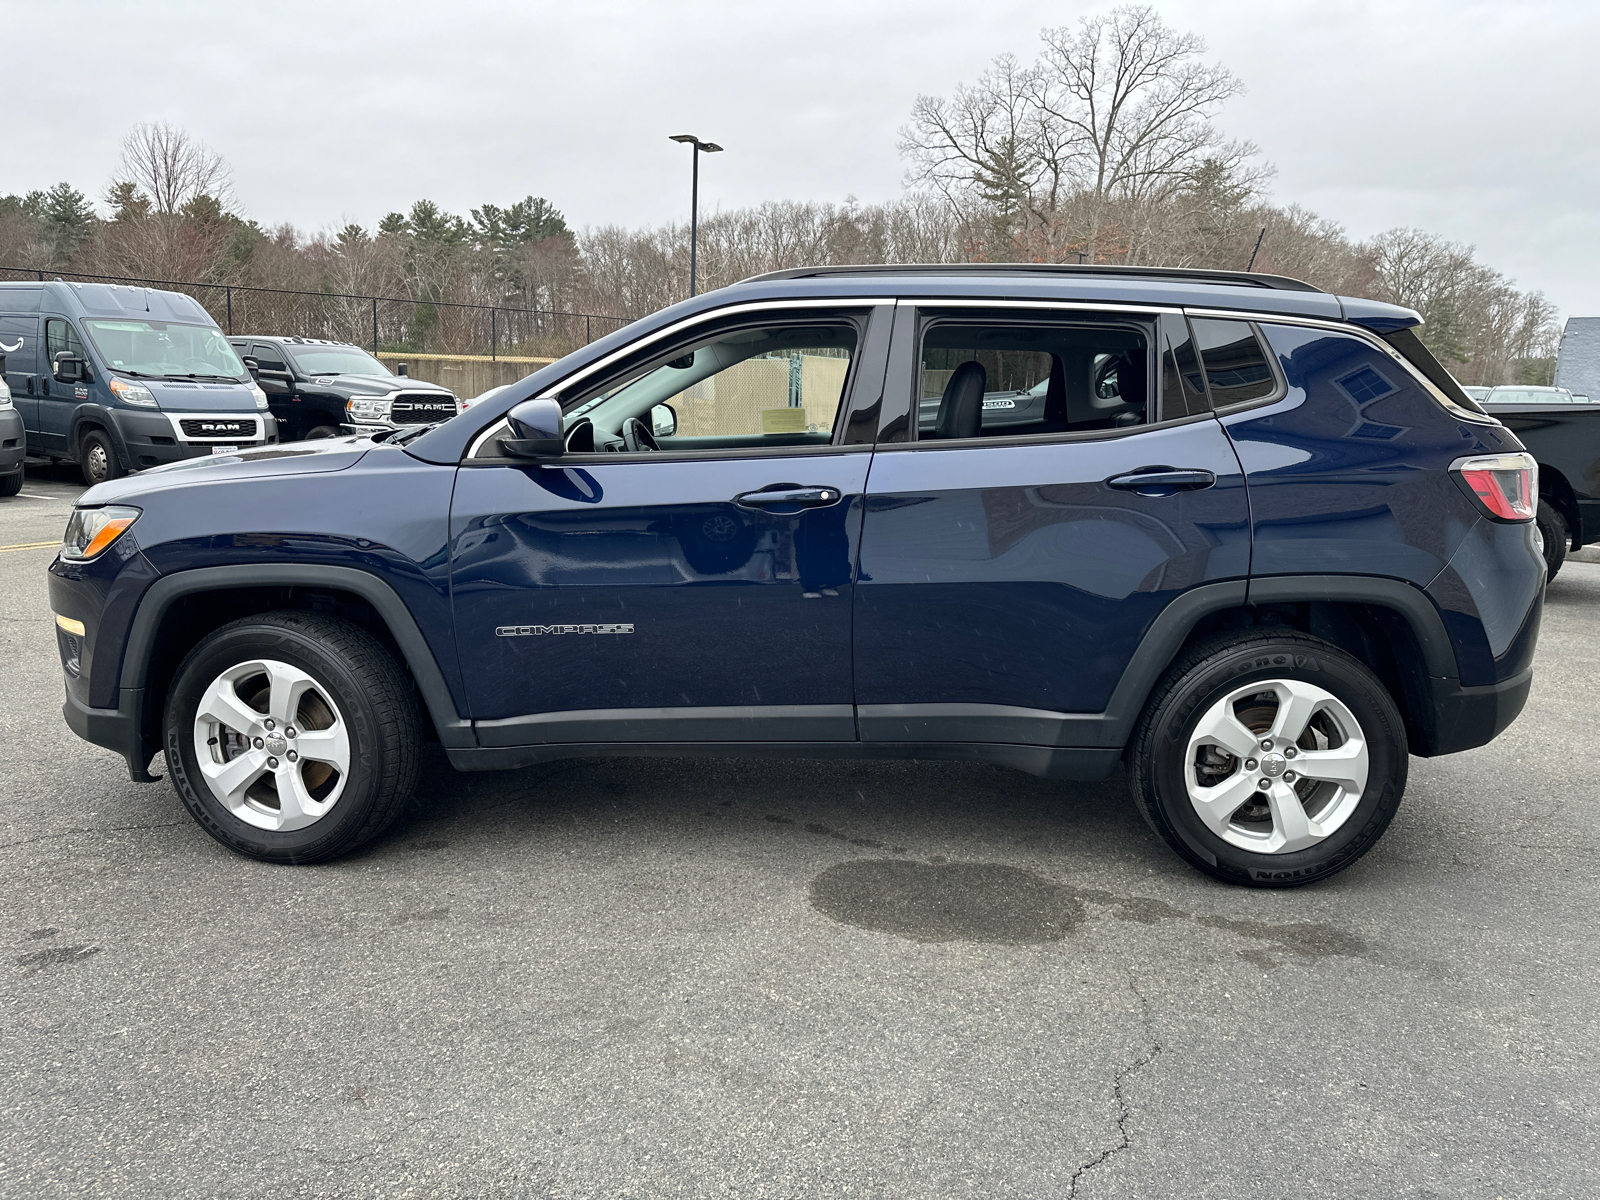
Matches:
[85,441,108,481]
[1183,678,1369,854]
[191,658,351,831]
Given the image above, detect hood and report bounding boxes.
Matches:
[311,375,456,400]
[78,436,374,506]
[139,378,261,413]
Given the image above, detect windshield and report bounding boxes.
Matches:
[83,319,245,379]
[284,345,391,377]
[1487,388,1575,403]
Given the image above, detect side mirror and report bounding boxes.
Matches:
[650,403,677,437]
[241,355,261,378]
[397,362,409,377]
[53,350,85,385]
[501,396,565,458]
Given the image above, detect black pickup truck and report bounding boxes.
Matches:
[1482,386,1600,579]
[228,336,459,443]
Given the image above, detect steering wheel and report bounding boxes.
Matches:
[621,417,659,453]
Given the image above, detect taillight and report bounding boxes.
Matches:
[1449,452,1537,522]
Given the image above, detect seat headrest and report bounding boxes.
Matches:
[935,360,986,440]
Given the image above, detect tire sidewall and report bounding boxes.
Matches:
[166,620,388,861]
[1536,500,1567,578]
[80,429,121,485]
[1142,641,1407,886]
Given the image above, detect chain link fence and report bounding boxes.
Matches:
[0,265,630,359]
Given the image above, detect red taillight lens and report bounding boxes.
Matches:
[1450,452,1537,522]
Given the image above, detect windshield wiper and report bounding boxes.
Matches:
[388,422,440,444]
[166,373,244,382]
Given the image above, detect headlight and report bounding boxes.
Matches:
[346,397,392,422]
[248,382,269,411]
[0,377,12,408]
[108,378,158,408]
[61,505,141,562]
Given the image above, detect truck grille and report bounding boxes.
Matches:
[179,418,258,440]
[389,396,457,424]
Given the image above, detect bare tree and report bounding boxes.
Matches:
[109,122,234,215]
[1031,5,1246,259]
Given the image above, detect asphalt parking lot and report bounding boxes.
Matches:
[3,466,1597,1199]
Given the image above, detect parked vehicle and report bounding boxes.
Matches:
[50,264,1544,887]
[0,282,276,485]
[0,367,23,496]
[227,336,459,441]
[1481,385,1600,578]
[1461,385,1494,403]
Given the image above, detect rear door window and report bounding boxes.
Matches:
[1191,318,1278,407]
[914,317,1152,440]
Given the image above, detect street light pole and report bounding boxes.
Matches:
[669,134,723,298]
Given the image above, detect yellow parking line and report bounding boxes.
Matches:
[0,541,59,553]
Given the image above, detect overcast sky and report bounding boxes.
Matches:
[9,0,1599,318]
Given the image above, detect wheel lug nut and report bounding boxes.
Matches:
[268,757,279,769]
[1245,759,1258,770]
[264,719,275,730]
[1284,747,1296,758]
[287,750,298,763]
[1258,779,1271,790]
[253,737,264,749]
[1260,739,1273,750]
[286,727,296,738]
[1285,771,1297,782]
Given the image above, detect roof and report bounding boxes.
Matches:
[1,280,214,325]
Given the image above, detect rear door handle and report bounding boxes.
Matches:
[734,485,842,509]
[1107,467,1216,493]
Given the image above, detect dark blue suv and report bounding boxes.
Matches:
[47,265,1544,886]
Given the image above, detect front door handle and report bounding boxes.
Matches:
[1107,467,1216,494]
[734,485,842,509]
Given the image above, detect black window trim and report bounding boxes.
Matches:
[885,304,1171,451]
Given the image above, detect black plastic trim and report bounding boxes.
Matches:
[119,564,474,748]
[1421,666,1532,757]
[476,704,856,747]
[448,740,1122,781]
[1246,574,1458,679]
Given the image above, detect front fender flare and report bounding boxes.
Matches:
[120,563,473,749]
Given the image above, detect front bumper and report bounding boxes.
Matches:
[63,685,162,782]
[110,409,279,470]
[0,407,23,475]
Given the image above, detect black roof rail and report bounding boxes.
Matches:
[738,262,1325,294]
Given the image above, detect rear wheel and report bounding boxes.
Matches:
[1536,499,1568,581]
[79,428,124,486]
[164,611,421,863]
[304,424,342,440]
[1129,630,1408,887]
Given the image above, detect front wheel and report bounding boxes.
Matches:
[164,611,421,863]
[79,428,124,486]
[1129,630,1408,888]
[0,470,21,497]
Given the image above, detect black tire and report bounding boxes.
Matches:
[1128,629,1408,888]
[304,424,342,440]
[79,428,124,486]
[164,611,421,864]
[1536,499,1568,581]
[0,470,21,497]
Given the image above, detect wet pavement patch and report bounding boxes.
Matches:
[810,860,1084,944]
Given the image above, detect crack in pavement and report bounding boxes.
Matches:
[1066,973,1164,1199]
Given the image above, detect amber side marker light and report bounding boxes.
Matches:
[59,506,142,562]
[55,615,86,637]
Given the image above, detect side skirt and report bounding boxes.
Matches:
[446,740,1122,781]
